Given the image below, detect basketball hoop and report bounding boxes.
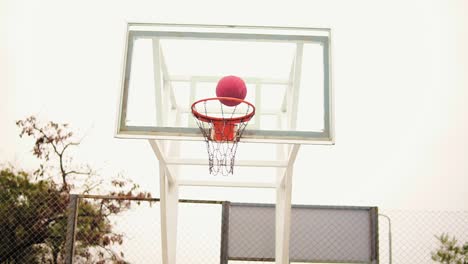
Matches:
[192,97,255,175]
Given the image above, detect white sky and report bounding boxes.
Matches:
[1,0,468,211]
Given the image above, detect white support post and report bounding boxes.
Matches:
[159,161,179,264]
[275,166,292,264]
[188,79,197,127]
[152,38,165,127]
[289,43,304,130]
[148,140,176,185]
[149,139,179,264]
[280,144,301,187]
[275,144,300,264]
[281,56,296,113]
[166,108,182,177]
[158,47,181,166]
[254,82,262,129]
[152,40,178,264]
[159,49,177,110]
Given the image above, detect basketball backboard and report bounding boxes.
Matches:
[116,23,334,144]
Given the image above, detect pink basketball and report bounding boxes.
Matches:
[216,75,247,106]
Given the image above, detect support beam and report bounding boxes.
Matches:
[275,164,293,264]
[169,75,290,85]
[287,144,301,167]
[148,140,176,185]
[159,46,180,160]
[159,160,179,264]
[281,56,297,112]
[254,82,262,129]
[188,79,197,127]
[159,49,177,110]
[152,38,165,127]
[289,43,304,130]
[275,144,300,264]
[280,144,301,187]
[149,138,179,264]
[166,108,182,177]
[166,158,288,168]
[179,179,277,189]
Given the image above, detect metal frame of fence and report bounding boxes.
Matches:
[64,194,226,264]
[64,194,380,264]
[4,193,468,263]
[222,203,379,264]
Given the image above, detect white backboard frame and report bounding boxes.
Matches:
[115,23,334,144]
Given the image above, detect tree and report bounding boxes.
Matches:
[0,168,65,263]
[432,233,468,264]
[0,116,150,263]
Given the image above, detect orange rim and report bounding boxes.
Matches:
[191,97,256,123]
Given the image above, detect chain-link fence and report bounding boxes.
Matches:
[1,193,467,263]
[0,187,69,263]
[378,210,468,264]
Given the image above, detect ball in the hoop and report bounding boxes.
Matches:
[216,75,247,106]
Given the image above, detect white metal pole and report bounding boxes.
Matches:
[159,160,179,264]
[275,144,300,264]
[152,38,165,127]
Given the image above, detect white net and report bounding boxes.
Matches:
[192,98,255,176]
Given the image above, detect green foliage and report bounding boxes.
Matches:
[432,233,468,264]
[0,169,65,263]
[0,116,150,263]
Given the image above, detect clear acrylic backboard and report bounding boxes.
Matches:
[116,23,334,144]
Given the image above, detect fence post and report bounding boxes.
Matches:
[220,201,230,264]
[65,194,79,264]
[370,207,380,264]
[379,213,392,264]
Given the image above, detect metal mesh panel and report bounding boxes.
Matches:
[228,205,275,260]
[227,203,378,263]
[290,207,375,262]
